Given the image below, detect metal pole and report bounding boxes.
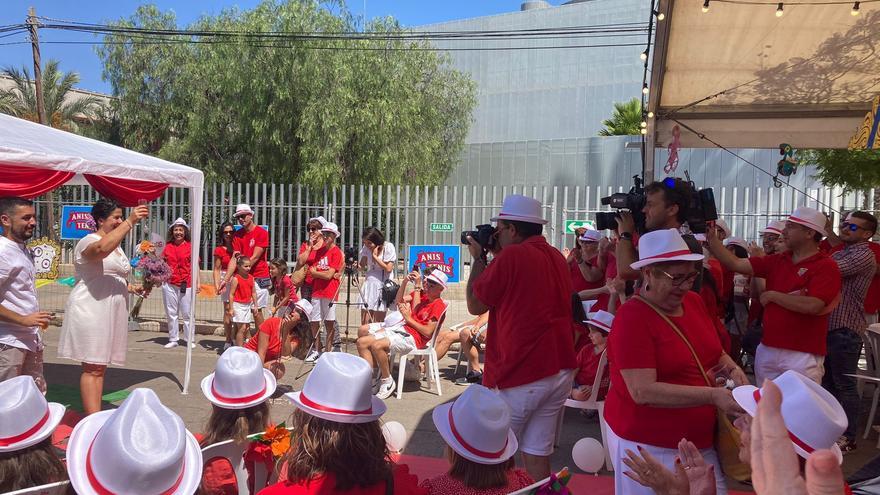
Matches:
[27,7,57,241]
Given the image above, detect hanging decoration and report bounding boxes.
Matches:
[848,95,880,150]
[664,125,682,174]
[772,143,799,187]
[27,237,62,280]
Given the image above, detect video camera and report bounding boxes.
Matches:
[344,245,359,265]
[460,224,497,252]
[595,175,718,234]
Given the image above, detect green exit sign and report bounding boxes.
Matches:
[430,223,454,232]
[564,220,596,234]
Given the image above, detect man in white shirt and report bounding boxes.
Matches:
[0,197,50,391]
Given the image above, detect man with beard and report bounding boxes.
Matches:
[0,197,51,390]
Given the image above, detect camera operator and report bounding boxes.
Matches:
[465,194,576,482]
[300,222,344,362]
[615,179,695,281]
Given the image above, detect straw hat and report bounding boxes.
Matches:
[787,207,827,235]
[630,229,704,270]
[233,204,255,218]
[0,376,65,453]
[585,310,614,334]
[432,385,518,464]
[490,195,547,225]
[66,388,202,495]
[201,347,277,410]
[286,353,387,424]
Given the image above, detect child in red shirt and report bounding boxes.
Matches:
[269,258,298,318]
[571,310,612,401]
[229,257,257,346]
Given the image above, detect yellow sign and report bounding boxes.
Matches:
[27,237,61,280]
[848,95,880,150]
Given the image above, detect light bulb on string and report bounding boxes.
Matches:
[647,111,655,118]
[640,50,648,61]
[852,2,860,15]
[642,83,649,95]
[776,3,784,17]
[702,0,710,13]
[654,10,665,20]
[640,121,647,128]
[640,128,648,135]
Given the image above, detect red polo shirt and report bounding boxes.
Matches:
[749,251,841,355]
[233,226,270,278]
[472,236,577,390]
[604,292,723,449]
[163,241,192,287]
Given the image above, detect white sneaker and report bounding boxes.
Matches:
[376,379,396,400]
[186,341,196,349]
[222,342,232,351]
[305,350,320,363]
[164,341,179,349]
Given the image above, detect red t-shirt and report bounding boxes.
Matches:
[829,242,880,313]
[258,464,425,495]
[749,251,841,355]
[307,245,343,299]
[233,226,270,278]
[245,317,282,362]
[604,292,723,449]
[574,344,610,399]
[404,292,447,349]
[234,274,255,304]
[274,275,298,305]
[163,241,192,287]
[214,245,233,271]
[472,236,577,389]
[706,258,725,319]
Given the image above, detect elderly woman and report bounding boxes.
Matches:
[604,228,747,495]
[162,217,195,349]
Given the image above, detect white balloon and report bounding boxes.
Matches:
[382,421,408,453]
[572,437,605,473]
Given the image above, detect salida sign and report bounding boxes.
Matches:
[60,205,96,240]
[407,245,461,284]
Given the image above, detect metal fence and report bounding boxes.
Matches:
[32,182,878,322]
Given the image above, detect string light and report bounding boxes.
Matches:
[776,2,784,16]
[852,1,861,14]
[640,121,648,128]
[654,10,665,20]
[640,128,648,135]
[702,0,711,12]
[640,49,648,61]
[647,111,655,118]
[642,83,649,95]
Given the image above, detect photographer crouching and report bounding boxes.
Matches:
[464,194,576,481]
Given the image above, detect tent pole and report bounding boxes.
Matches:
[182,184,204,394]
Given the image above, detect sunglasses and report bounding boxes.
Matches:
[222,230,234,235]
[658,270,699,288]
[308,228,320,232]
[841,222,866,232]
[425,279,440,287]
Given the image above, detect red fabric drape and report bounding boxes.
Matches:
[0,164,74,198]
[84,174,169,207]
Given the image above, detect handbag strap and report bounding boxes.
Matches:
[633,295,712,388]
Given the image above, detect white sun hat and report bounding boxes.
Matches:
[432,384,519,465]
[724,237,748,251]
[286,353,387,424]
[201,347,277,410]
[308,215,328,227]
[578,229,603,243]
[0,376,66,453]
[760,220,786,236]
[293,299,313,317]
[715,218,732,238]
[426,270,449,288]
[233,203,255,218]
[580,300,598,320]
[66,388,203,495]
[321,222,341,238]
[630,228,704,270]
[170,217,189,229]
[732,370,847,464]
[787,207,827,236]
[585,310,614,334]
[490,194,547,225]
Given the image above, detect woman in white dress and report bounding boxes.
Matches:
[358,227,396,325]
[57,199,148,415]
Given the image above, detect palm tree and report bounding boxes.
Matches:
[598,98,643,136]
[0,59,101,131]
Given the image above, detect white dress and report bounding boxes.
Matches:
[58,234,131,366]
[359,242,397,311]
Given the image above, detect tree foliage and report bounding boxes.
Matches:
[96,1,477,186]
[802,148,880,192]
[598,98,642,136]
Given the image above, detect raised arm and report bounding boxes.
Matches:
[81,206,148,262]
[706,227,753,275]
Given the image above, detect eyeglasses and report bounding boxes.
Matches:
[842,222,866,232]
[658,270,699,287]
[222,230,234,235]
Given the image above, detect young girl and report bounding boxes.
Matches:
[571,310,613,402]
[200,347,275,495]
[269,258,297,318]
[214,221,236,351]
[228,257,257,346]
[421,384,533,495]
[244,299,313,380]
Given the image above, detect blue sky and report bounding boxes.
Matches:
[1,1,544,93]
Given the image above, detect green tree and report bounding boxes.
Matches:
[803,148,880,211]
[96,1,476,186]
[598,98,642,136]
[0,59,101,132]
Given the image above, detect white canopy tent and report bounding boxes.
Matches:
[0,113,204,395]
[645,0,880,177]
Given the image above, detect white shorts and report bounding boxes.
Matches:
[220,272,231,303]
[755,343,824,384]
[232,302,254,324]
[367,323,416,356]
[254,278,270,309]
[308,298,336,322]
[496,369,575,457]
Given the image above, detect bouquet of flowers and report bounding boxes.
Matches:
[130,240,172,318]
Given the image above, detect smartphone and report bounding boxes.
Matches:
[411,264,420,273]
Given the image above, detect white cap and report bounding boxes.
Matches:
[432,385,519,464]
[490,195,547,225]
[788,207,827,236]
[234,203,255,218]
[286,353,386,424]
[630,229,704,270]
[321,222,340,238]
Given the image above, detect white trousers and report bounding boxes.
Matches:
[606,425,727,495]
[162,284,193,342]
[755,343,824,384]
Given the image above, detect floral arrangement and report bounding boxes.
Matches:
[244,423,291,471]
[129,240,171,319]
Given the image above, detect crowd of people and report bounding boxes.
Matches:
[1,180,879,494]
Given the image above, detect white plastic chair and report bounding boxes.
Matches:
[201,434,278,495]
[5,481,70,495]
[554,349,613,472]
[395,300,449,399]
[450,321,487,378]
[845,324,880,441]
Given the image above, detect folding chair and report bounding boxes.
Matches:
[845,324,880,441]
[395,300,449,399]
[450,321,487,378]
[5,481,70,495]
[201,433,279,495]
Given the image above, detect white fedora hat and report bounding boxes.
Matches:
[67,388,202,495]
[170,217,189,229]
[286,353,387,424]
[201,347,277,410]
[293,299,313,317]
[0,376,65,453]
[693,233,707,243]
[490,195,547,225]
[630,229,704,270]
[578,230,603,243]
[382,311,406,330]
[234,203,255,217]
[585,310,614,334]
[715,218,732,238]
[724,237,748,251]
[733,370,847,463]
[321,222,340,238]
[308,215,328,227]
[760,220,786,236]
[432,384,518,465]
[787,207,827,235]
[426,270,449,288]
[580,300,597,319]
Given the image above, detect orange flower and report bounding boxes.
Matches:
[139,240,153,253]
[263,424,291,457]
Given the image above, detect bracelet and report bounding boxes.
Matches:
[125,219,134,229]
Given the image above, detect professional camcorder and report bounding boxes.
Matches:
[460,224,497,251]
[595,176,646,232]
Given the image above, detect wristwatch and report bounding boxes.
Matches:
[619,232,634,241]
